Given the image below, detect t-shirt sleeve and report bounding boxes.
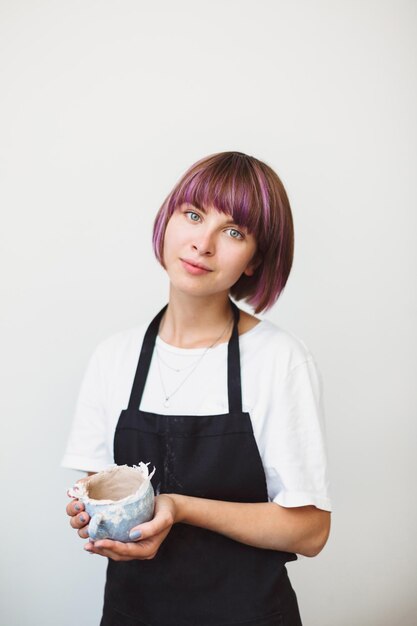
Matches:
[61,346,113,472]
[263,358,332,512]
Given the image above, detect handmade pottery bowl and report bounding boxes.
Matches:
[69,463,155,542]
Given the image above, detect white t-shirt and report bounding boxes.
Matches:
[61,318,332,512]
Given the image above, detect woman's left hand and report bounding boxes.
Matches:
[84,494,177,561]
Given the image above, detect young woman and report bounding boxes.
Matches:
[63,151,332,626]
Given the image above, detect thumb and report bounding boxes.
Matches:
[129,507,173,541]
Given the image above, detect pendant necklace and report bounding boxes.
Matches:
[156,315,234,408]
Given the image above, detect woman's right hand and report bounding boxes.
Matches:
[66,477,91,539]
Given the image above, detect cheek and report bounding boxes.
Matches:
[235,244,256,266]
[222,252,253,281]
[162,223,176,255]
[162,224,187,265]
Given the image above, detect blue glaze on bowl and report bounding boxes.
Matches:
[85,481,154,542]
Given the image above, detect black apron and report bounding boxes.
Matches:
[100,300,302,626]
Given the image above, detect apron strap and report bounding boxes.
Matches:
[127,299,242,413]
[228,300,243,413]
[127,304,168,411]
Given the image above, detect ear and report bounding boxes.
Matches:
[243,254,262,277]
[243,266,255,277]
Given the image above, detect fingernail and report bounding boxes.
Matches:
[129,530,141,540]
[79,515,85,523]
[75,504,81,512]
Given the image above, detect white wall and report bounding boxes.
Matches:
[1,1,416,624]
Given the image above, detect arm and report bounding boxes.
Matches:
[168,494,330,557]
[84,493,330,561]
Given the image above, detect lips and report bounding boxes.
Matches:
[180,258,213,271]
[180,258,213,275]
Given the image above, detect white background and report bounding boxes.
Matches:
[0,1,416,625]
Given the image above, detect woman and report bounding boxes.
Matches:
[63,151,332,626]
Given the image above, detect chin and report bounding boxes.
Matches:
[168,278,218,298]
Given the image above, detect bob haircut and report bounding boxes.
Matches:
[152,151,294,314]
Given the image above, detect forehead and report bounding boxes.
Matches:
[168,154,270,239]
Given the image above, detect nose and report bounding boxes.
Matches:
[191,229,215,256]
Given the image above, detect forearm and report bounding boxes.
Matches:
[169,495,331,557]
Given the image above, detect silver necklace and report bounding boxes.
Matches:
[156,316,233,408]
[155,347,203,373]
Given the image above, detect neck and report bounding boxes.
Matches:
[158,289,234,349]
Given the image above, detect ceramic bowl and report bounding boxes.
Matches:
[69,463,155,542]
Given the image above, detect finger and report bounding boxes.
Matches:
[83,540,96,553]
[90,539,156,561]
[66,499,85,517]
[128,508,173,541]
[87,539,130,561]
[70,511,90,529]
[78,524,90,539]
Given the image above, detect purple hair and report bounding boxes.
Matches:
[152,151,294,313]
